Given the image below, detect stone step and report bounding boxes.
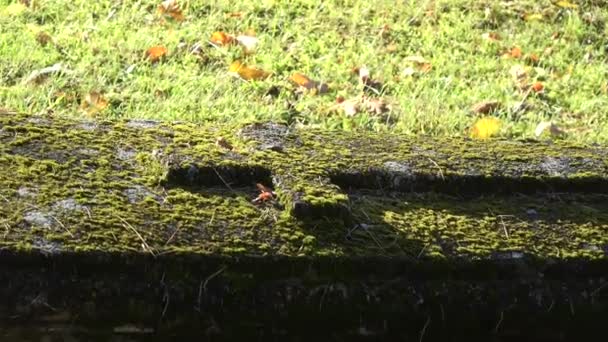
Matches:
[1,112,606,340]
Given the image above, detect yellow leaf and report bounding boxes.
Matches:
[3,3,27,16]
[524,13,543,21]
[228,61,270,81]
[556,1,578,9]
[471,117,501,139]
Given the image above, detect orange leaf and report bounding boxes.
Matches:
[532,82,544,93]
[210,31,234,45]
[289,73,329,94]
[146,46,168,62]
[526,53,540,64]
[510,46,522,58]
[228,61,270,80]
[289,73,315,89]
[157,0,185,21]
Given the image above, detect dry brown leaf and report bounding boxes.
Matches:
[403,56,432,74]
[228,61,270,80]
[535,121,565,137]
[36,31,53,47]
[471,101,501,114]
[362,96,389,115]
[215,137,233,150]
[404,56,429,64]
[481,32,501,41]
[356,66,383,94]
[509,64,528,90]
[146,46,168,62]
[235,35,258,53]
[80,91,109,117]
[157,0,185,21]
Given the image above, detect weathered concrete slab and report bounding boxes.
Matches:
[1,112,607,340]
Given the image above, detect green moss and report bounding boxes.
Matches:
[1,113,607,260]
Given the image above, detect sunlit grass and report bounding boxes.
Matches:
[1,0,607,142]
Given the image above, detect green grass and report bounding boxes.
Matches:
[1,0,607,143]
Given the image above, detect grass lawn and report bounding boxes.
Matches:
[1,0,607,143]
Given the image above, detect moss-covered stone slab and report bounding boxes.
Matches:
[1,112,607,340]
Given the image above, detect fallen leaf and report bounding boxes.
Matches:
[289,73,315,89]
[226,12,244,18]
[509,64,528,89]
[510,46,522,58]
[402,67,416,77]
[157,0,185,21]
[210,31,234,46]
[36,31,53,47]
[482,32,501,41]
[532,82,544,93]
[535,121,565,137]
[215,137,233,150]
[471,101,501,114]
[356,66,383,94]
[556,1,578,9]
[3,3,27,16]
[524,13,543,21]
[252,183,275,204]
[404,55,429,64]
[23,63,71,85]
[80,91,109,117]
[341,99,360,116]
[228,61,270,80]
[404,56,432,74]
[362,96,390,115]
[526,53,540,64]
[471,117,501,139]
[146,46,168,62]
[235,35,258,53]
[385,43,398,53]
[334,95,390,116]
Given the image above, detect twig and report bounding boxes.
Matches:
[203,266,227,295]
[164,223,182,246]
[212,167,235,194]
[498,215,510,239]
[427,158,445,181]
[591,282,608,297]
[419,316,431,342]
[494,311,504,333]
[117,216,156,257]
[49,215,73,237]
